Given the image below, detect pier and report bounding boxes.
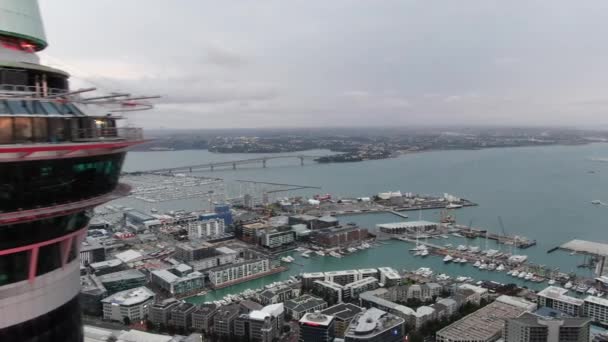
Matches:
[452,225,537,249]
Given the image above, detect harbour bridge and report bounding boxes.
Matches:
[136,155,319,174]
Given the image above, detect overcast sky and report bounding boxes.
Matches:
[38,1,608,129]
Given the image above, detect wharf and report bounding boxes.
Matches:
[452,225,536,249]
[211,266,288,289]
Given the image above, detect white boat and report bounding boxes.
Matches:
[459,258,467,263]
[301,253,310,258]
[315,251,326,256]
[347,247,358,253]
[592,200,602,205]
[479,263,488,270]
[456,276,468,282]
[452,233,464,237]
[564,281,573,289]
[441,235,449,239]
[446,203,463,209]
[443,255,454,263]
[280,256,293,263]
[587,287,597,295]
[469,246,481,253]
[437,274,451,281]
[524,272,534,280]
[473,260,481,268]
[488,263,496,271]
[444,243,453,248]
[420,249,429,257]
[547,279,556,285]
[511,270,520,277]
[456,245,468,251]
[329,251,342,258]
[576,285,589,293]
[518,272,526,279]
[496,264,505,272]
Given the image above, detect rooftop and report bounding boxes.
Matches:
[261,303,284,317]
[115,249,143,263]
[537,286,584,306]
[89,259,123,270]
[346,307,404,338]
[101,286,155,306]
[318,216,338,223]
[285,294,327,312]
[300,312,334,327]
[378,267,401,279]
[322,303,363,321]
[560,239,608,256]
[376,220,437,229]
[99,269,145,283]
[584,294,608,306]
[437,299,529,340]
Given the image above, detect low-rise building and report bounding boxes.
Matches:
[174,241,217,262]
[80,239,106,266]
[235,303,285,342]
[88,259,125,276]
[259,282,302,305]
[151,269,205,296]
[537,286,584,317]
[378,267,401,287]
[208,258,270,288]
[187,217,225,240]
[376,220,437,234]
[149,298,179,327]
[192,304,218,333]
[359,288,434,330]
[302,272,327,289]
[101,287,155,323]
[457,283,489,306]
[311,225,368,247]
[504,312,590,342]
[436,296,533,342]
[343,307,405,342]
[584,295,608,325]
[299,312,335,342]
[189,246,238,271]
[343,277,379,301]
[261,229,295,249]
[313,280,344,305]
[98,269,147,294]
[326,269,362,286]
[321,303,363,338]
[284,294,328,320]
[214,304,240,337]
[171,302,196,329]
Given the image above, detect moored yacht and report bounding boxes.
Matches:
[443,255,454,263]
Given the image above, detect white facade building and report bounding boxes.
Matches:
[101,287,155,322]
[187,218,225,239]
[584,295,608,325]
[208,259,270,287]
[537,286,584,317]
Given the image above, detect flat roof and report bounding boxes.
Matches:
[584,295,608,307]
[101,286,154,306]
[114,249,143,263]
[89,259,123,269]
[152,269,179,283]
[376,220,437,229]
[537,286,584,306]
[378,267,401,279]
[300,312,334,326]
[560,239,608,256]
[322,303,363,320]
[437,300,528,340]
[346,307,404,338]
[98,269,145,283]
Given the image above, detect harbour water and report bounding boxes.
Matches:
[123,143,608,302]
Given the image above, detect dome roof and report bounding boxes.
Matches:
[0,0,47,50]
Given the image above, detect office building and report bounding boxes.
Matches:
[214,304,240,337]
[344,277,379,301]
[149,298,179,327]
[101,287,155,322]
[322,303,364,338]
[98,269,147,294]
[378,267,401,287]
[285,294,328,320]
[504,312,590,342]
[151,269,205,296]
[187,217,225,239]
[313,280,344,305]
[584,295,608,325]
[189,246,238,271]
[537,286,584,317]
[192,304,218,333]
[80,239,106,266]
[299,312,335,342]
[436,297,533,342]
[170,302,196,329]
[344,307,405,342]
[259,282,302,305]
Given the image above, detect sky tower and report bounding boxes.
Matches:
[0,1,153,340]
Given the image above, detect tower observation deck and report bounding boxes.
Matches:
[0,1,156,341]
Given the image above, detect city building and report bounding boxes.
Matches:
[214,304,240,337]
[151,269,205,296]
[302,272,327,288]
[584,295,608,325]
[457,283,489,305]
[311,225,369,247]
[261,229,296,249]
[192,304,218,333]
[259,282,302,305]
[124,210,161,232]
[187,217,225,239]
[359,288,434,330]
[313,216,339,230]
[504,312,590,342]
[174,241,217,262]
[88,259,125,276]
[208,258,270,288]
[436,297,533,342]
[80,274,108,316]
[189,246,238,271]
[376,220,438,234]
[326,269,363,286]
[321,303,363,338]
[98,269,147,294]
[289,214,318,229]
[313,280,344,305]
[235,303,285,342]
[170,302,197,329]
[80,239,106,266]
[285,294,328,320]
[378,267,401,287]
[101,287,156,323]
[149,298,179,327]
[343,307,405,342]
[299,312,335,342]
[214,204,234,226]
[537,286,584,317]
